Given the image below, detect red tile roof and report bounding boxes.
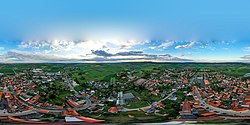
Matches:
[61,110,69,116]
[204,80,210,85]
[5,92,10,98]
[37,109,50,114]
[180,101,192,115]
[67,99,79,107]
[71,110,79,115]
[8,116,48,124]
[0,91,2,101]
[157,102,165,108]
[183,79,188,84]
[108,107,118,113]
[232,108,248,112]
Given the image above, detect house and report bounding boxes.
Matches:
[67,99,79,107]
[19,94,31,102]
[179,101,197,119]
[5,92,10,98]
[72,81,79,87]
[183,79,189,84]
[108,107,118,113]
[28,95,40,104]
[157,102,165,108]
[179,101,192,115]
[37,109,50,114]
[204,80,210,85]
[141,107,156,113]
[135,78,147,86]
[237,88,244,94]
[233,87,237,93]
[242,100,250,107]
[62,110,69,116]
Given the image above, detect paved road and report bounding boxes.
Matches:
[190,72,197,84]
[193,87,250,116]
[0,109,37,116]
[159,90,176,102]
[64,73,92,110]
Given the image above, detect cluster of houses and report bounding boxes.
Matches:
[176,71,250,121]
[0,68,108,123]
[1,65,249,123]
[193,71,250,110]
[0,91,33,113]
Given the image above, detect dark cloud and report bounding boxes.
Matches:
[116,51,144,56]
[0,49,192,63]
[91,50,113,57]
[89,50,192,62]
[91,50,145,57]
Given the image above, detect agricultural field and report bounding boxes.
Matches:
[1,62,250,124]
[65,63,250,83]
[1,63,250,79]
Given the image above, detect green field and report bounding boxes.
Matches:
[62,63,250,86]
[2,62,250,80]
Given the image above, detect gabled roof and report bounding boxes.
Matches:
[180,101,192,115]
[108,107,118,113]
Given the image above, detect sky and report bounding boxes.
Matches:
[0,0,250,63]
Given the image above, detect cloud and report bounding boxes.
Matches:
[91,50,145,57]
[82,54,191,62]
[241,55,250,59]
[91,50,113,57]
[115,51,144,56]
[3,39,241,63]
[18,39,148,54]
[244,47,250,52]
[19,40,80,52]
[179,52,196,57]
[0,50,74,63]
[149,41,174,49]
[148,46,157,49]
[89,50,191,62]
[158,41,174,48]
[0,49,192,63]
[175,41,197,49]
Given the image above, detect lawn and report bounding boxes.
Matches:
[125,90,161,107]
[124,101,148,109]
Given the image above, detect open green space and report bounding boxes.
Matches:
[63,63,250,84]
[2,63,249,81]
[35,81,74,106]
